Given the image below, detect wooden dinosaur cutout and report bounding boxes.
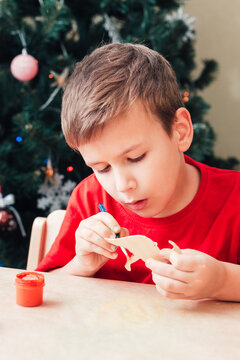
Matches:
[168,240,181,254]
[106,235,181,271]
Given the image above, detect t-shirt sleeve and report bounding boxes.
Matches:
[35,187,81,272]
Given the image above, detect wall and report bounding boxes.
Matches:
[185,0,240,159]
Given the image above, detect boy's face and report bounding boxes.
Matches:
[79,101,188,218]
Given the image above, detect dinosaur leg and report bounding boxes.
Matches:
[125,255,140,271]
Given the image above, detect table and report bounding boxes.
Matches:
[1,267,240,360]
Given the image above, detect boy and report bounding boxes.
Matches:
[36,43,240,301]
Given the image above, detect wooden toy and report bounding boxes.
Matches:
[106,235,181,271]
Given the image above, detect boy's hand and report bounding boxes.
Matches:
[145,248,226,300]
[74,212,129,276]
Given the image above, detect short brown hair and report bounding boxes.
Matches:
[61,43,184,149]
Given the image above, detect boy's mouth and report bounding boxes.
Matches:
[125,199,147,211]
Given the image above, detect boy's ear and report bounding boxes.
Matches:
[173,107,193,152]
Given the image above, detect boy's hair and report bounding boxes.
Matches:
[61,43,184,149]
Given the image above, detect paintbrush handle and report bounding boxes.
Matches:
[98,203,128,257]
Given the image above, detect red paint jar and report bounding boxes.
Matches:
[15,272,45,307]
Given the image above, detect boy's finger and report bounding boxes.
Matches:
[152,273,188,294]
[159,248,172,260]
[169,251,197,272]
[155,285,187,300]
[85,217,116,238]
[93,212,121,234]
[145,258,189,283]
[77,224,117,252]
[78,237,118,259]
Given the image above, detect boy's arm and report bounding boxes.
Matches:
[49,255,100,277]
[145,249,240,302]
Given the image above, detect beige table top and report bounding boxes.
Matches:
[1,267,240,360]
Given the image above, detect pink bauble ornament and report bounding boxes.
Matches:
[0,209,17,231]
[10,50,38,81]
[0,210,10,225]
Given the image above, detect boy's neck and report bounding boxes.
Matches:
[182,162,201,206]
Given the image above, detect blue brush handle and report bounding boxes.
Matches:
[98,203,120,238]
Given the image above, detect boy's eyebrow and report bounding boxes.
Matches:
[87,144,141,166]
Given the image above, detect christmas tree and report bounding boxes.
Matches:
[0,0,238,268]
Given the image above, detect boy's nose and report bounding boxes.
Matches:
[114,171,136,193]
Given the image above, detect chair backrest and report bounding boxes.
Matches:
[26,209,66,271]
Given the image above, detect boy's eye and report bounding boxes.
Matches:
[96,153,146,174]
[97,165,111,174]
[128,153,146,163]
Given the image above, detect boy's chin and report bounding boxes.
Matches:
[125,205,161,218]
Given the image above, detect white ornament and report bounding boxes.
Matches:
[193,123,207,131]
[0,193,15,208]
[103,14,122,43]
[37,173,76,213]
[165,7,196,42]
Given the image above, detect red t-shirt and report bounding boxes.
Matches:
[36,156,240,284]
